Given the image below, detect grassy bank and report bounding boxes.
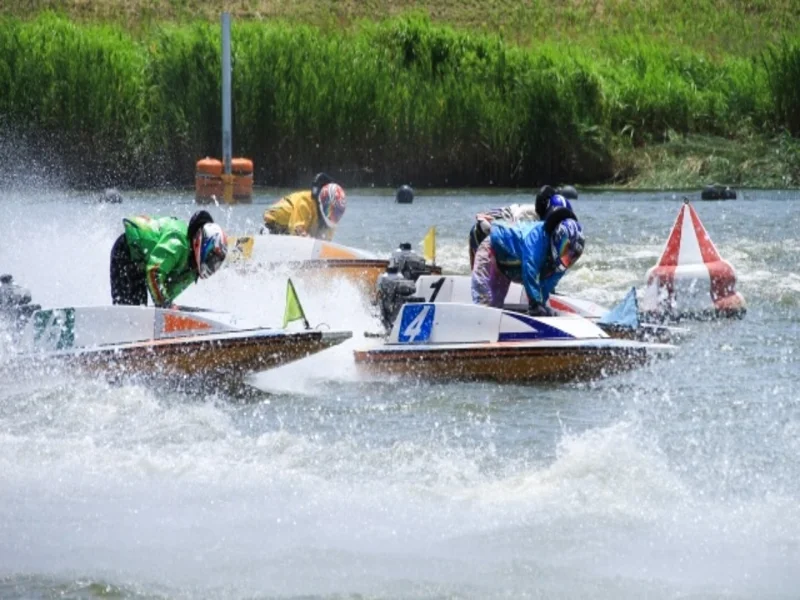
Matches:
[1,10,799,189]
[14,0,800,55]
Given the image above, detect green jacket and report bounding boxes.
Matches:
[123,216,197,306]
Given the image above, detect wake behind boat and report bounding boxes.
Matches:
[5,303,352,392]
[355,302,676,383]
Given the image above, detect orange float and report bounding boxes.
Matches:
[231,157,253,203]
[195,157,253,204]
[195,157,223,204]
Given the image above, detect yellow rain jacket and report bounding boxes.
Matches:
[263,191,333,241]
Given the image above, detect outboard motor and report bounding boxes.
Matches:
[0,274,41,332]
[390,242,434,281]
[375,243,436,330]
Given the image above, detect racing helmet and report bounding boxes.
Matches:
[311,172,334,201]
[318,183,347,228]
[193,223,228,279]
[547,194,574,216]
[551,218,584,273]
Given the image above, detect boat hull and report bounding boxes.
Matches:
[355,302,676,383]
[10,329,351,392]
[7,305,353,392]
[354,339,670,383]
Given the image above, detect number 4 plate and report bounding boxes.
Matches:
[397,304,435,343]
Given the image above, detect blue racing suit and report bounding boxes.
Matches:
[471,221,564,308]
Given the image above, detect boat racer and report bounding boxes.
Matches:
[468,185,574,268]
[109,210,227,307]
[471,207,585,315]
[262,172,347,240]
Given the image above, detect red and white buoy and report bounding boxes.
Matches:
[641,199,745,320]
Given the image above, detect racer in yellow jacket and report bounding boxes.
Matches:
[263,173,347,240]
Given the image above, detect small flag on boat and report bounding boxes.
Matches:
[283,278,310,329]
[422,226,436,263]
[229,235,255,260]
[598,287,640,329]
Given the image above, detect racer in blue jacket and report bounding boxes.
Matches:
[470,208,585,315]
[468,185,575,268]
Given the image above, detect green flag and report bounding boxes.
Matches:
[283,278,310,329]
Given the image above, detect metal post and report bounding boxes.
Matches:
[221,12,233,203]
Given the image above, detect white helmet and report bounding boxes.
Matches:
[192,223,228,279]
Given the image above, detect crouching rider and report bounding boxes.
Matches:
[470,206,585,316]
[262,172,347,241]
[109,210,228,307]
[468,185,574,268]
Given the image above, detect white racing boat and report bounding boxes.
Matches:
[227,234,391,295]
[4,303,352,391]
[227,230,442,298]
[355,302,676,383]
[378,274,686,343]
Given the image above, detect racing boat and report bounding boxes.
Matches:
[228,229,441,297]
[354,302,676,383]
[5,303,352,391]
[376,273,686,343]
[227,234,391,295]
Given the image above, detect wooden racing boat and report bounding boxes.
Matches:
[354,302,676,383]
[6,304,351,391]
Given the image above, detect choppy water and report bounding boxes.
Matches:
[0,187,798,599]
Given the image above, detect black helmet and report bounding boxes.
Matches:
[311,172,334,201]
[534,185,557,218]
[188,210,214,244]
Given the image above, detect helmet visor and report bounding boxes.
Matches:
[196,234,226,279]
[207,249,226,276]
[553,235,581,273]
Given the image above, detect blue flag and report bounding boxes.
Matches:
[599,287,640,329]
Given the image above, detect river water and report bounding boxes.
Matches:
[0,188,798,599]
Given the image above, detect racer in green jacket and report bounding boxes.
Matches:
[109,210,228,307]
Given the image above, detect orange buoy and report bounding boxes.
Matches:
[195,158,223,204]
[195,157,253,204]
[231,157,253,203]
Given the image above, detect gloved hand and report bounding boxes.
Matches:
[527,301,556,317]
[478,217,492,235]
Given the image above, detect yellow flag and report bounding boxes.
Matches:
[422,226,436,263]
[228,235,254,261]
[283,278,309,329]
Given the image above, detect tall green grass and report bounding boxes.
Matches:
[765,39,800,135]
[16,0,800,57]
[0,13,797,187]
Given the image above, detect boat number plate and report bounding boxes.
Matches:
[398,304,435,343]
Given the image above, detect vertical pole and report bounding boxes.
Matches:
[221,12,234,204]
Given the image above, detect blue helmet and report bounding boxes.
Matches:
[547,194,574,215]
[535,185,575,218]
[551,218,584,273]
